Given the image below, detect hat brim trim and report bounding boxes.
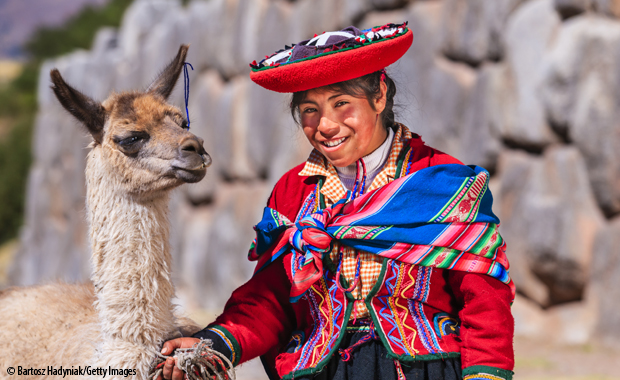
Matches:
[250,29,413,93]
[251,27,410,73]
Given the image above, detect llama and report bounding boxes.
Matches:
[0,45,210,379]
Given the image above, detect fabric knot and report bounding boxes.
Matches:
[291,217,333,253]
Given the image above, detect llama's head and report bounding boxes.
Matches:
[49,45,210,197]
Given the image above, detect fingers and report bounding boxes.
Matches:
[160,340,178,356]
[159,338,202,379]
[172,364,185,380]
[161,357,175,380]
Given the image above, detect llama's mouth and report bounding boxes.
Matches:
[172,166,207,183]
[171,153,211,183]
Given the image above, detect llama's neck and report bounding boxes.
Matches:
[86,149,179,376]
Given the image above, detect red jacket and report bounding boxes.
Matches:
[195,136,514,380]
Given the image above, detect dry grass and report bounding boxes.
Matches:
[0,60,23,84]
[0,239,17,288]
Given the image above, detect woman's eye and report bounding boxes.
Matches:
[181,120,189,130]
[303,107,316,114]
[335,101,348,107]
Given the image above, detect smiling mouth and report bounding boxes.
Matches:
[322,137,347,148]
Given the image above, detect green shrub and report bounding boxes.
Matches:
[26,0,132,64]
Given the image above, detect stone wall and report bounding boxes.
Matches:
[9,0,620,347]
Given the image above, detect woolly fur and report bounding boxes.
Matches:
[0,81,203,380]
[0,144,200,379]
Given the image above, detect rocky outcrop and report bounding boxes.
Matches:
[497,0,561,149]
[590,217,620,347]
[441,0,527,65]
[541,15,620,217]
[554,0,592,18]
[9,0,620,349]
[594,0,620,17]
[496,148,605,307]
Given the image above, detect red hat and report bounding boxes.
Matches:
[250,22,413,93]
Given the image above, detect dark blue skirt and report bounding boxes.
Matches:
[298,322,461,380]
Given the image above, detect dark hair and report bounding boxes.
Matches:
[290,70,397,129]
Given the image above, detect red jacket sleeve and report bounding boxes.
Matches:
[448,271,515,377]
[208,254,295,365]
[200,163,317,365]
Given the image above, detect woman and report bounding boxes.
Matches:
[160,23,514,380]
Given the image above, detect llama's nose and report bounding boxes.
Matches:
[180,137,205,155]
[179,137,211,168]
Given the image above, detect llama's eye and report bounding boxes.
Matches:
[114,132,149,154]
[181,120,189,130]
[119,136,142,146]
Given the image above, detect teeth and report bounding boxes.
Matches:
[323,137,346,147]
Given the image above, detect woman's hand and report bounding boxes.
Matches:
[157,337,201,380]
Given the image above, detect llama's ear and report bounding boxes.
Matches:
[146,44,189,100]
[50,69,106,143]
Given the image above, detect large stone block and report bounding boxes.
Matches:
[187,0,268,79]
[457,63,503,169]
[232,0,269,75]
[247,82,296,179]
[254,0,293,66]
[441,0,527,65]
[141,6,191,90]
[220,77,257,179]
[590,217,620,347]
[39,46,120,109]
[418,57,476,156]
[190,73,257,180]
[188,0,252,78]
[359,7,409,29]
[370,0,408,10]
[384,1,480,160]
[540,15,620,216]
[266,113,314,188]
[338,0,372,27]
[594,0,620,17]
[496,147,605,307]
[288,0,343,44]
[117,0,180,61]
[497,0,561,148]
[185,0,225,71]
[512,294,597,344]
[9,109,91,286]
[555,0,593,18]
[91,27,119,57]
[365,2,499,166]
[174,182,269,311]
[183,70,225,204]
[192,0,268,78]
[494,151,550,306]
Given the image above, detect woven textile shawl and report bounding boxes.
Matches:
[249,164,513,302]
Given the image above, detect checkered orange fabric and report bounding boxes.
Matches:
[298,124,414,318]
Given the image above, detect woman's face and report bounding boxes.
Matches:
[299,82,388,168]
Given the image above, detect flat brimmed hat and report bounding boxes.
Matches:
[250,22,413,93]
